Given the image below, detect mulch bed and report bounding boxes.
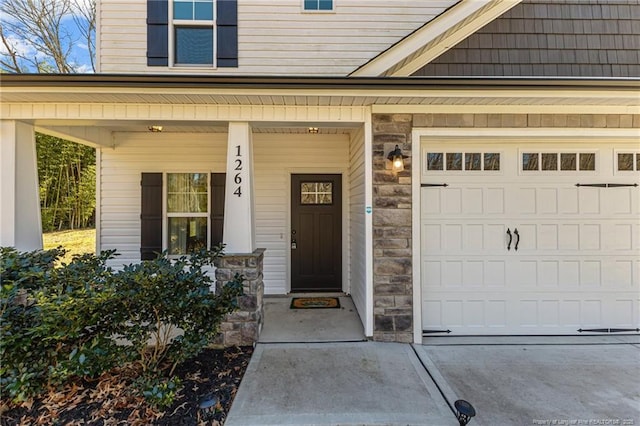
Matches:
[0,346,254,426]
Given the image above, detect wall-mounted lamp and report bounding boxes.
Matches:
[386,144,408,172]
[148,125,163,132]
[307,127,319,134]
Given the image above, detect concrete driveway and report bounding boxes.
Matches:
[226,337,639,425]
[414,336,640,425]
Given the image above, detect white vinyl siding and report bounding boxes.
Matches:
[348,127,367,330]
[98,0,458,75]
[99,133,227,265]
[99,132,352,295]
[253,134,350,294]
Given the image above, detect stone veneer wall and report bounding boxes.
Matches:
[213,248,265,347]
[371,113,639,343]
[372,114,415,343]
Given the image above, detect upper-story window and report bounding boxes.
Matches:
[304,0,333,11]
[147,0,237,68]
[173,0,215,66]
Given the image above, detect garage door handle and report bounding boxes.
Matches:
[514,228,520,251]
[506,228,512,251]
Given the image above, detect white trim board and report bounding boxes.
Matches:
[371,105,640,115]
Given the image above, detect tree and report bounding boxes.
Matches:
[0,0,95,73]
[37,134,96,231]
[1,0,97,231]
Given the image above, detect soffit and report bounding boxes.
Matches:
[3,88,639,107]
[1,75,638,107]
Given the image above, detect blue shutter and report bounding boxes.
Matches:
[217,0,238,67]
[147,0,169,66]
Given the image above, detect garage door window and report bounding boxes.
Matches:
[427,152,500,172]
[617,152,639,171]
[522,152,596,172]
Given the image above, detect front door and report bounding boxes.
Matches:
[291,174,342,292]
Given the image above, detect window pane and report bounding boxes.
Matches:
[465,153,481,171]
[484,153,500,171]
[301,182,333,205]
[168,217,207,255]
[636,154,640,171]
[541,153,557,171]
[579,153,595,171]
[427,153,443,170]
[319,182,332,192]
[560,153,576,171]
[618,153,634,171]
[175,27,213,65]
[194,2,213,20]
[522,153,538,171]
[319,0,333,10]
[167,173,208,213]
[304,0,318,10]
[318,193,332,204]
[446,153,462,171]
[174,2,193,19]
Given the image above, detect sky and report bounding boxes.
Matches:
[0,2,94,73]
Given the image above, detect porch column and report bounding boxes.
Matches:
[0,120,42,250]
[223,122,255,253]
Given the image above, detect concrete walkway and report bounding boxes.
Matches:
[225,342,455,425]
[259,296,366,343]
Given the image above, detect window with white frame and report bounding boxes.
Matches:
[521,151,597,172]
[172,0,215,66]
[426,151,501,172]
[303,0,333,11]
[166,173,209,255]
[616,152,640,172]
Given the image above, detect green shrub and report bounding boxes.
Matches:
[109,247,243,377]
[1,247,124,400]
[137,375,182,409]
[0,246,243,404]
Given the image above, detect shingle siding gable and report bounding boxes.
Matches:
[413,0,640,78]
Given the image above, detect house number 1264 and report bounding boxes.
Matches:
[234,145,242,197]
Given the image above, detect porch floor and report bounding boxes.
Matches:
[259,294,366,343]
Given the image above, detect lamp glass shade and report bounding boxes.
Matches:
[392,154,404,172]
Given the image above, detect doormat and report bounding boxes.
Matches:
[290,297,341,309]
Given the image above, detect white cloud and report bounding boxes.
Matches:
[73,63,93,73]
[0,33,45,60]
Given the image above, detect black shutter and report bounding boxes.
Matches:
[217,0,238,67]
[147,0,169,66]
[140,173,163,260]
[211,173,226,248]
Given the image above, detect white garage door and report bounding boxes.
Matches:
[420,141,640,335]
